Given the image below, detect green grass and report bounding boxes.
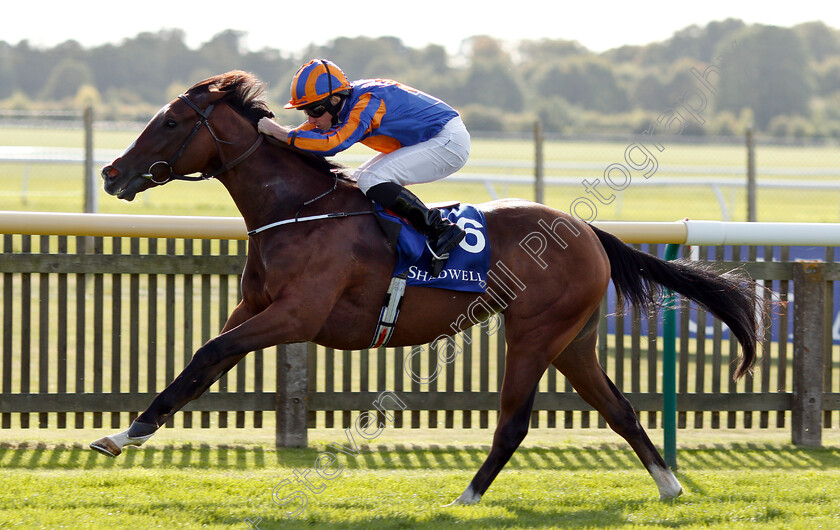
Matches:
[2,431,840,529]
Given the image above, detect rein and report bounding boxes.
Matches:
[141,94,264,184]
[247,210,373,236]
[247,173,373,236]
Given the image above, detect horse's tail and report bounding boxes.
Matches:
[590,225,762,380]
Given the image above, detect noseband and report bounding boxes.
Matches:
[142,94,264,184]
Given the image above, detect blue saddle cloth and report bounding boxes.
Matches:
[374,203,491,293]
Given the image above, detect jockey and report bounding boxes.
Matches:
[258,59,470,275]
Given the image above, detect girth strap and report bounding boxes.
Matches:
[368,272,408,349]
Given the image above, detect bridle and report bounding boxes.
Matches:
[141,94,264,184]
[139,92,373,237]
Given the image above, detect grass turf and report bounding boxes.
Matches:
[2,428,839,529]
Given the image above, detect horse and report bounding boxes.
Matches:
[91,70,763,504]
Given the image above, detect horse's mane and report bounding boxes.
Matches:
[189,70,353,183]
[266,136,354,182]
[190,70,274,123]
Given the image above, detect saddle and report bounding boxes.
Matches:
[368,200,491,348]
[373,200,461,254]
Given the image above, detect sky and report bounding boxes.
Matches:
[2,1,838,55]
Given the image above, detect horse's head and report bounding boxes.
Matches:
[102,71,272,201]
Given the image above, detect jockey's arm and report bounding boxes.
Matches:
[257,117,293,141]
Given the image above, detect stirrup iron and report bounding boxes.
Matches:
[426,240,450,277]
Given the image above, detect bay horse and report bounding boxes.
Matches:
[92,71,763,504]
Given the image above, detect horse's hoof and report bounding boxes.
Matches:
[651,465,684,499]
[90,437,121,457]
[89,428,153,457]
[660,487,685,500]
[444,486,481,506]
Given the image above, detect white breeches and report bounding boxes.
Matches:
[354,116,471,194]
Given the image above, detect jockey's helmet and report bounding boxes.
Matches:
[285,59,351,109]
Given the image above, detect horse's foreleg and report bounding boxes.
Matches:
[90,345,251,457]
[91,301,280,457]
[553,326,683,500]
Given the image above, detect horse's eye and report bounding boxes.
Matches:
[164,119,177,129]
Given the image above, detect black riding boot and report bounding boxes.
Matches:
[367,182,465,276]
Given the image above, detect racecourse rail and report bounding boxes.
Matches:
[0,211,837,457]
[1,210,839,246]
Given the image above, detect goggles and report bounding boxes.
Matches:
[302,102,328,118]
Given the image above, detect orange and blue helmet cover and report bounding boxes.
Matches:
[285,59,351,109]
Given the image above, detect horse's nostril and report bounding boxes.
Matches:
[102,166,120,180]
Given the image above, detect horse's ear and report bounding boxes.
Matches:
[205,87,231,104]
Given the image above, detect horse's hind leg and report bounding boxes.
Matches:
[552,312,683,499]
[446,344,544,506]
[448,302,600,505]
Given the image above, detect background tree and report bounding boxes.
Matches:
[1,19,839,136]
[0,43,15,99]
[794,21,840,63]
[532,56,628,113]
[459,60,524,111]
[40,58,93,100]
[716,25,813,129]
[198,30,246,73]
[89,30,194,103]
